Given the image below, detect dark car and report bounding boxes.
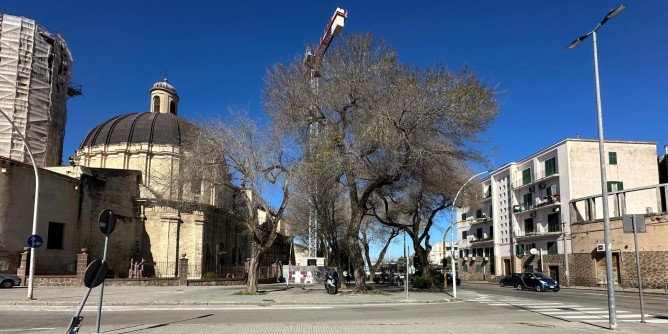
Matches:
[499,273,521,287]
[517,272,560,292]
[446,273,461,286]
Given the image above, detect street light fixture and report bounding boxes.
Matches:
[0,109,40,300]
[567,4,626,330]
[448,170,491,298]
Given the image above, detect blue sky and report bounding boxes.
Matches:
[6,1,667,260]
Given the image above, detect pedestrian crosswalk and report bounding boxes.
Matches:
[468,294,668,325]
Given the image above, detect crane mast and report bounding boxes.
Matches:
[305,8,347,259]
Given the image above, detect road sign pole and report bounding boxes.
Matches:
[95,235,109,333]
[95,210,114,334]
[632,215,645,323]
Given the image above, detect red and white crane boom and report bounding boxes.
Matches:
[304,7,347,77]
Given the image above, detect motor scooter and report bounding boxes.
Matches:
[324,270,338,294]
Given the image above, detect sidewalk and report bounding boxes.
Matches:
[2,282,665,308]
[0,283,463,308]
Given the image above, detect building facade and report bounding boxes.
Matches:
[0,14,78,167]
[1,78,293,282]
[456,139,661,286]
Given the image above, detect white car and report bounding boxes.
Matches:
[0,273,21,288]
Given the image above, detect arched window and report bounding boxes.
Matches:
[170,101,176,114]
[153,96,160,113]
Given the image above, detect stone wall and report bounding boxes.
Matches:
[569,212,668,289]
[77,167,142,277]
[571,251,668,289]
[458,258,496,282]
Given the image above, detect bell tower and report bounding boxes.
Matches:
[150,78,179,115]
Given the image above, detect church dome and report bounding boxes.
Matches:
[150,78,178,96]
[79,112,197,148]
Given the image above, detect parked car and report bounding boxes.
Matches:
[445,273,461,286]
[499,273,521,287]
[517,272,560,292]
[0,273,21,288]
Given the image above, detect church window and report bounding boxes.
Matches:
[153,96,160,113]
[170,101,177,114]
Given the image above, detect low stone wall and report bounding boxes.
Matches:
[571,251,668,289]
[187,279,244,286]
[104,278,181,286]
[32,276,80,287]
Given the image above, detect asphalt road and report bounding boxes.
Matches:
[468,283,668,319]
[0,299,649,334]
[0,283,666,333]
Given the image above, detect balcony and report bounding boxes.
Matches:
[512,203,533,213]
[513,195,560,215]
[469,235,494,244]
[514,229,561,241]
[481,191,492,201]
[470,216,492,225]
[535,194,560,208]
[512,168,560,189]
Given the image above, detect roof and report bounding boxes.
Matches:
[79,112,198,148]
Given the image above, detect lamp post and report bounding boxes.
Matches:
[568,4,626,330]
[449,170,491,298]
[0,109,40,300]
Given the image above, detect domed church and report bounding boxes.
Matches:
[74,80,205,201]
[1,77,291,281]
[70,79,250,276]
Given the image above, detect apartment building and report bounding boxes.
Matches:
[428,241,458,266]
[456,138,659,284]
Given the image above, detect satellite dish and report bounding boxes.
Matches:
[529,248,538,255]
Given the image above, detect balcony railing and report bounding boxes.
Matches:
[515,229,562,239]
[512,167,560,189]
[468,235,493,243]
[570,183,668,223]
[513,195,560,214]
[471,216,492,224]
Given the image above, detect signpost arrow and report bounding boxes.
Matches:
[26,234,43,248]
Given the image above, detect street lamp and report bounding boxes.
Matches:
[0,109,40,300]
[449,170,491,298]
[568,3,626,330]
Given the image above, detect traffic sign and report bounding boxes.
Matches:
[83,259,108,288]
[623,214,646,233]
[26,234,43,248]
[98,209,116,236]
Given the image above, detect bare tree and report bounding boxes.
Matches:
[263,33,498,292]
[360,218,400,283]
[192,113,292,293]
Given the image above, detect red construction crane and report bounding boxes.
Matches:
[304,7,347,77]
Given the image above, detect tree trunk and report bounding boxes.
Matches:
[245,243,262,293]
[348,234,367,292]
[412,239,432,277]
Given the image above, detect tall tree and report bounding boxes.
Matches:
[192,113,292,293]
[263,33,498,292]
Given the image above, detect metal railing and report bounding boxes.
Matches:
[140,262,176,278]
[570,183,668,223]
[33,256,76,275]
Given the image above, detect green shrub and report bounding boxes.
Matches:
[202,272,218,280]
[414,275,434,289]
[373,276,381,283]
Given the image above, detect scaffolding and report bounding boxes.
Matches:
[0,14,73,166]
